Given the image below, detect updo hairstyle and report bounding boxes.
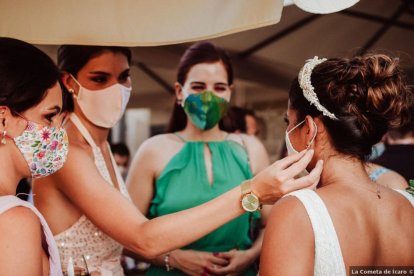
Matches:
[289,54,413,160]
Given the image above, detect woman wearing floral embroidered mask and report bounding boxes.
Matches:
[0,37,68,276]
[33,44,323,275]
[127,42,272,276]
[260,55,414,276]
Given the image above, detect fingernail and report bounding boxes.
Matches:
[212,252,219,257]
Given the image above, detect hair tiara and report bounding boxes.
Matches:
[298,56,338,120]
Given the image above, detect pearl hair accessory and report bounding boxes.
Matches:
[298,56,338,120]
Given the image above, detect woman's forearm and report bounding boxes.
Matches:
[129,150,323,258]
[131,186,244,258]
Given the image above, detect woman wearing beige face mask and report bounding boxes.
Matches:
[33,45,323,275]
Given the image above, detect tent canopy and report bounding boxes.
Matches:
[1,0,357,46]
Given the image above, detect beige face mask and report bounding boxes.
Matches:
[71,75,132,128]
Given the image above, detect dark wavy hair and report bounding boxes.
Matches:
[0,37,61,114]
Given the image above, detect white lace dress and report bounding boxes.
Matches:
[286,188,414,276]
[54,114,131,276]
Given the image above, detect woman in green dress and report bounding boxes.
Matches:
[128,42,271,275]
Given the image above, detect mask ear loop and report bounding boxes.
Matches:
[69,74,81,87]
[60,112,69,127]
[287,120,306,135]
[68,74,80,99]
[306,120,318,149]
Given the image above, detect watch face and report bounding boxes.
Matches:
[242,194,260,212]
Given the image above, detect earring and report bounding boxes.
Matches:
[68,88,77,99]
[176,99,182,105]
[1,130,7,145]
[0,113,6,145]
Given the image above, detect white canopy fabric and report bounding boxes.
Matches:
[0,0,358,46]
[293,0,359,14]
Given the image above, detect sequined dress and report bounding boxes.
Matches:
[55,114,130,275]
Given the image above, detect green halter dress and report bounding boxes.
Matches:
[147,134,260,276]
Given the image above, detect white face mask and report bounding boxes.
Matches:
[285,119,317,177]
[71,75,131,128]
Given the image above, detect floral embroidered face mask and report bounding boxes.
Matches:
[13,116,69,178]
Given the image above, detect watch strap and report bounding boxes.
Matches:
[241,180,252,195]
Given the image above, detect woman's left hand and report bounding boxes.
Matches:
[207,249,255,275]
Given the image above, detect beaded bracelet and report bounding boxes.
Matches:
[164,253,172,272]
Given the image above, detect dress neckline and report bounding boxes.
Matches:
[70,113,124,192]
[174,131,230,143]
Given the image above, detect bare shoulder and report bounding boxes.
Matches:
[266,194,313,241]
[0,206,41,240]
[130,133,183,164]
[378,171,408,189]
[138,133,180,152]
[261,195,314,275]
[270,195,310,225]
[227,133,270,173]
[129,133,185,178]
[389,188,414,208]
[226,133,262,147]
[366,162,408,189]
[0,206,44,275]
[59,142,94,168]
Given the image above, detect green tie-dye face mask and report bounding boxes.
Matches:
[182,90,229,130]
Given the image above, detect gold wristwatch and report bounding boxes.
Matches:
[240,180,261,212]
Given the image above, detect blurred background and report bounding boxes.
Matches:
[35,0,414,160]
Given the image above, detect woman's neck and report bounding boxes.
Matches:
[181,122,226,141]
[318,154,370,188]
[71,111,110,147]
[0,147,24,196]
